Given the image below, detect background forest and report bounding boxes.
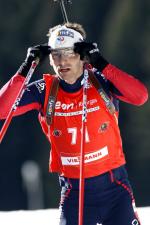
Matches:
[0,0,149,210]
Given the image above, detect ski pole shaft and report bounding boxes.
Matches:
[59,0,69,23]
[78,121,86,225]
[53,0,71,23]
[0,59,39,143]
[78,65,89,225]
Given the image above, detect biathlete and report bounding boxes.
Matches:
[0,22,148,225]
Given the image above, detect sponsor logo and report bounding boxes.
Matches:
[13,97,21,110]
[57,36,64,42]
[57,29,74,38]
[52,129,62,137]
[56,36,66,46]
[99,122,110,133]
[47,98,55,116]
[55,99,98,110]
[100,91,110,104]
[35,81,45,93]
[132,219,139,225]
[55,106,100,117]
[101,73,107,81]
[55,101,74,110]
[61,146,108,165]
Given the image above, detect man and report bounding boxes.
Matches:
[0,22,148,225]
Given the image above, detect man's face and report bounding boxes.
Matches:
[49,48,84,84]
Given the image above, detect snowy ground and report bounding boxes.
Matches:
[0,207,149,225]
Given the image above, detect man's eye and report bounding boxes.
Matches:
[51,50,76,58]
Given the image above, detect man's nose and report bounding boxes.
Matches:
[58,54,68,62]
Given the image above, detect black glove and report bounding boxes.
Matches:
[18,44,51,77]
[74,42,109,71]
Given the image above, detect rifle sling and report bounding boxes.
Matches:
[46,76,59,125]
[88,70,116,115]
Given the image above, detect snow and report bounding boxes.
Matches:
[0,207,149,225]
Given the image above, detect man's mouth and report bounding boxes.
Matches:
[59,68,70,73]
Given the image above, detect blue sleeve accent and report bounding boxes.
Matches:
[94,71,111,96]
[94,71,120,111]
[19,79,45,110]
[95,71,122,96]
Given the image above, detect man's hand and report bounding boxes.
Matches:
[74,42,108,71]
[26,44,51,64]
[18,44,51,77]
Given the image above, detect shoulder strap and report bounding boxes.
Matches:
[88,69,116,115]
[46,76,59,125]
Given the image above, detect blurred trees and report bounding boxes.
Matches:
[0,0,149,210]
[102,0,150,205]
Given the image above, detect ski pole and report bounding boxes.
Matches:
[0,58,39,143]
[78,64,89,225]
[53,0,71,23]
[53,1,87,223]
